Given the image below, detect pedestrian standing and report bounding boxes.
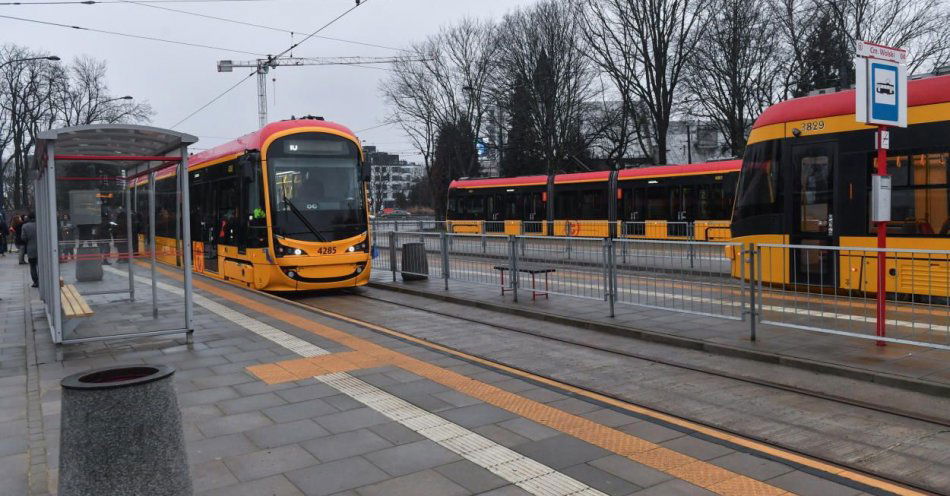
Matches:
[12,214,26,264]
[0,214,8,257]
[21,213,39,288]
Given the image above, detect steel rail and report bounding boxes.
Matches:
[301,291,950,430]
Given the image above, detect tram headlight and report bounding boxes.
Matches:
[347,242,368,253]
[275,241,308,257]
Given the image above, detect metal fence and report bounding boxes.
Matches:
[614,239,745,320]
[369,227,950,350]
[756,243,950,349]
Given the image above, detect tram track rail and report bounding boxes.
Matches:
[311,290,950,429]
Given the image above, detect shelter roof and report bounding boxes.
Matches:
[36,124,197,170]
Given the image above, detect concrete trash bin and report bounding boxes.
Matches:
[59,365,191,496]
[400,242,429,281]
[75,245,103,282]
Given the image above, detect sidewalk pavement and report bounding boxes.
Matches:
[0,255,911,495]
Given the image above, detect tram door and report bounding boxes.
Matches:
[791,142,836,285]
[670,186,694,237]
[202,187,219,273]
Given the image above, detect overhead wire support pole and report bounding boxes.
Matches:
[217,55,423,126]
[256,61,269,127]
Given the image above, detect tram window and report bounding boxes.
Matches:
[799,156,832,234]
[504,195,520,220]
[579,190,605,219]
[698,184,725,219]
[871,153,950,236]
[555,191,578,218]
[621,187,645,221]
[217,175,240,246]
[647,187,670,220]
[459,196,485,220]
[524,193,543,221]
[735,142,781,219]
[244,161,267,248]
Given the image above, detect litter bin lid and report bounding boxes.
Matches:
[62,365,175,390]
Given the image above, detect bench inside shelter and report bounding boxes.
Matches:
[493,264,555,301]
[60,281,94,334]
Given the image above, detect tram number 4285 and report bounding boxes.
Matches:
[316,247,337,255]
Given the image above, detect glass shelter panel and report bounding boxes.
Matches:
[53,161,188,342]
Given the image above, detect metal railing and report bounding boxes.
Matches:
[756,243,950,349]
[614,238,745,320]
[370,226,950,350]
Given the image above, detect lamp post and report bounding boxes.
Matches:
[0,55,60,70]
[0,55,59,213]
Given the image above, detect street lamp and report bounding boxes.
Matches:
[104,95,134,103]
[0,55,60,70]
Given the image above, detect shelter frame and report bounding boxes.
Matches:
[33,124,197,345]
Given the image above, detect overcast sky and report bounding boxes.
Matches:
[4,0,538,158]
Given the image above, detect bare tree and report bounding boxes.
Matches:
[581,0,709,165]
[822,0,950,74]
[50,57,153,127]
[684,0,779,156]
[496,0,596,175]
[1,45,57,211]
[1,46,153,211]
[382,18,499,212]
[584,77,651,168]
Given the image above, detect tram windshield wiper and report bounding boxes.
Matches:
[280,191,327,243]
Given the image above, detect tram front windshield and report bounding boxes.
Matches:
[268,133,366,242]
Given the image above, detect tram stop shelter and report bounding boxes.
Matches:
[33,124,198,345]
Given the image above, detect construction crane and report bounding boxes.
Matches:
[217,56,407,127]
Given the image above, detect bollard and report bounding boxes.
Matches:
[59,365,191,496]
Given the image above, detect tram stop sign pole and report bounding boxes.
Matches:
[854,41,908,346]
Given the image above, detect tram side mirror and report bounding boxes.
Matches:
[362,162,372,182]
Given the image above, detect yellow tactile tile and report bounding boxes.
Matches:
[245,363,298,385]
[667,461,740,488]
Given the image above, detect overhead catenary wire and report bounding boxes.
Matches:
[0,13,266,55]
[355,122,395,133]
[169,0,370,129]
[117,0,409,52]
[2,0,275,4]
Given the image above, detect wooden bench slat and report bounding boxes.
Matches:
[61,284,94,318]
[69,286,94,315]
[60,288,79,316]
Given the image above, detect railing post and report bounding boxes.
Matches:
[748,245,757,342]
[509,236,519,303]
[394,220,399,232]
[605,238,616,317]
[440,231,450,291]
[566,222,572,260]
[688,225,695,269]
[389,231,397,282]
[621,228,627,264]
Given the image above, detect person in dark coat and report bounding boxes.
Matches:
[12,214,26,264]
[20,213,39,288]
[0,214,8,256]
